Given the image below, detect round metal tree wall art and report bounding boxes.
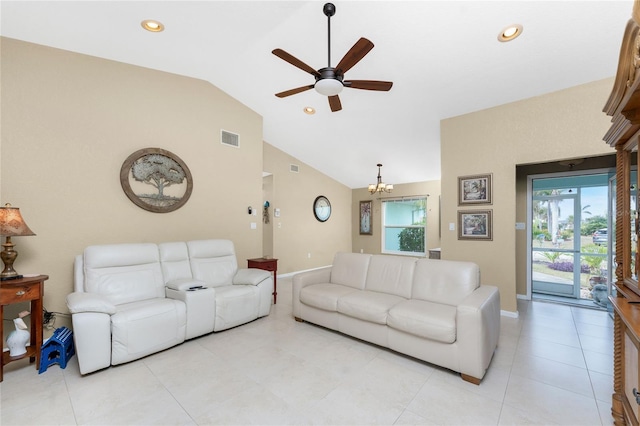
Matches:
[120,148,193,213]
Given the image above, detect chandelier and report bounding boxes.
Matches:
[368,164,393,194]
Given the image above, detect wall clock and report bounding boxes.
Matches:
[313,195,331,222]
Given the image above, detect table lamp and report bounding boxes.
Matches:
[0,203,35,281]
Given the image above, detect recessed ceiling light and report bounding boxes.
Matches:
[498,24,522,42]
[303,107,316,115]
[141,20,164,32]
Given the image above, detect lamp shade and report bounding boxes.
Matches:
[0,205,35,237]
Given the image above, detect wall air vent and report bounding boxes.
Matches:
[221,130,240,148]
[290,164,300,173]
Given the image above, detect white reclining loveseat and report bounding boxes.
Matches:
[66,239,272,375]
[293,252,500,384]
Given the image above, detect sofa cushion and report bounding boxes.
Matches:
[364,255,416,298]
[111,298,186,364]
[159,242,192,284]
[213,285,260,331]
[330,252,371,290]
[187,240,238,287]
[337,290,406,324]
[387,299,457,343]
[412,259,480,306]
[300,283,358,312]
[83,243,164,305]
[84,243,159,269]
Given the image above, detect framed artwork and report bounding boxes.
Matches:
[458,210,493,241]
[458,173,492,205]
[120,148,193,213]
[359,200,372,235]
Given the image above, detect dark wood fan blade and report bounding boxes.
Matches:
[275,85,314,98]
[328,95,342,112]
[272,49,320,77]
[335,38,374,74]
[344,80,393,91]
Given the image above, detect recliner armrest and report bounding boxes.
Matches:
[66,292,116,315]
[233,268,271,285]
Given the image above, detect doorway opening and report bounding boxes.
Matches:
[528,170,614,310]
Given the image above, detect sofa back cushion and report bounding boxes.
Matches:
[187,239,238,287]
[412,259,480,305]
[159,242,192,284]
[364,255,416,298]
[330,252,371,290]
[83,243,164,305]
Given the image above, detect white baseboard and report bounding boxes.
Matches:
[277,265,331,278]
[500,310,519,318]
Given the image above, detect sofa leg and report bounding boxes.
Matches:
[461,374,481,385]
[294,317,304,322]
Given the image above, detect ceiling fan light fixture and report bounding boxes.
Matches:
[498,24,522,42]
[272,3,391,111]
[314,78,343,96]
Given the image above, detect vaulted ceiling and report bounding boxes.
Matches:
[0,1,632,188]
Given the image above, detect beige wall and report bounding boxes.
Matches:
[441,78,615,314]
[262,174,274,257]
[515,173,528,297]
[262,143,352,274]
[1,38,266,333]
[352,181,441,254]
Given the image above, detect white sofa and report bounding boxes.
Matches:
[66,239,272,375]
[292,252,500,384]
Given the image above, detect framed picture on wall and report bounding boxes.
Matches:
[458,210,493,241]
[359,200,372,235]
[458,173,492,205]
[120,147,193,213]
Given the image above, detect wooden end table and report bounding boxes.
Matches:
[247,258,278,304]
[1,274,48,382]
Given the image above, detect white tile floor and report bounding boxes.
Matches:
[0,278,614,425]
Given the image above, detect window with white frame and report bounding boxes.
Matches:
[381,197,427,256]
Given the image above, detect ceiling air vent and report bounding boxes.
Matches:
[290,164,299,173]
[221,130,240,148]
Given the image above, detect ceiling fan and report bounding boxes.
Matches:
[272,2,393,112]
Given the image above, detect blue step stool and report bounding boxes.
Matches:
[39,326,75,374]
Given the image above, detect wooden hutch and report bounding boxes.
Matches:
[605,1,640,424]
